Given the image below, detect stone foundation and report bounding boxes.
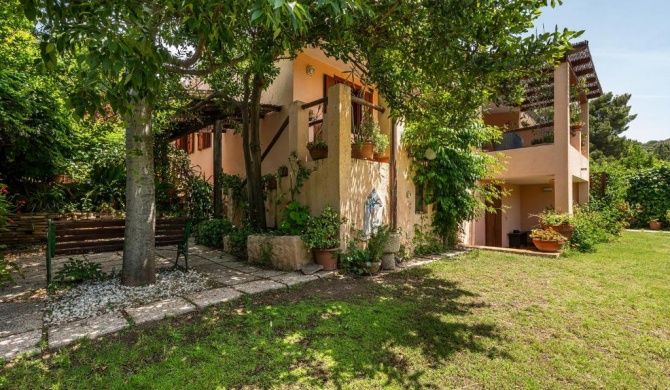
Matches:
[247,235,313,271]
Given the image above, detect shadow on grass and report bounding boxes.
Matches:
[1,267,509,389]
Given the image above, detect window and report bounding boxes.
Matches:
[174,133,195,154]
[197,132,212,150]
[324,75,374,129]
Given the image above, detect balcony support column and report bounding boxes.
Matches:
[553,62,573,214]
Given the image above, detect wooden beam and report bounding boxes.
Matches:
[213,120,223,219]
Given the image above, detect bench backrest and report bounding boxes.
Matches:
[48,217,189,257]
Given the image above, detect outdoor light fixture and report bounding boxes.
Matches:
[306,65,316,76]
[424,148,437,160]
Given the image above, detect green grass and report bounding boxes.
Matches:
[2,231,669,389]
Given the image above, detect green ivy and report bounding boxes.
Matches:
[626,164,670,226]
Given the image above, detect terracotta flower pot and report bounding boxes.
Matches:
[365,261,382,275]
[313,248,338,270]
[373,153,389,163]
[541,223,574,240]
[351,142,374,160]
[649,221,662,230]
[533,239,565,253]
[308,148,328,161]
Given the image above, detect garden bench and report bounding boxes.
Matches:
[46,217,190,284]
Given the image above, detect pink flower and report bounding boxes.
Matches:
[9,219,14,224]
[16,210,21,215]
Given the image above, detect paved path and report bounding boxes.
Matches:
[0,245,462,360]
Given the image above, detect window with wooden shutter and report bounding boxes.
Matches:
[186,133,194,154]
[324,75,374,129]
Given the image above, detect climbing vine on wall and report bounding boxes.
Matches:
[402,118,504,246]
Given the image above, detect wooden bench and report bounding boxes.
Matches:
[46,217,191,284]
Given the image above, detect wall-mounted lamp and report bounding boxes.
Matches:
[542,187,553,192]
[306,65,316,76]
[424,148,437,160]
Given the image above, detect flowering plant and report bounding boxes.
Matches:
[529,228,566,242]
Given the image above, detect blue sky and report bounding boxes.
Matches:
[534,1,670,142]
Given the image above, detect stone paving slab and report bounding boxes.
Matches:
[211,270,260,286]
[251,269,288,278]
[233,279,286,294]
[271,272,319,286]
[0,301,43,338]
[0,329,41,360]
[223,263,265,274]
[185,287,243,309]
[49,312,128,349]
[126,297,196,325]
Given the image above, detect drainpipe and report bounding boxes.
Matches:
[391,119,398,231]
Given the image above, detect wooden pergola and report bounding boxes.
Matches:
[522,41,603,110]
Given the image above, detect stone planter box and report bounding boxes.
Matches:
[247,235,313,271]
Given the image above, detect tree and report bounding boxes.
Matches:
[644,139,670,162]
[0,0,75,187]
[24,0,341,284]
[22,0,251,285]
[588,92,638,160]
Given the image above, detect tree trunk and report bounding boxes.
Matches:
[213,120,223,219]
[248,74,267,229]
[122,99,156,286]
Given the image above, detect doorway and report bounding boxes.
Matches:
[485,187,502,247]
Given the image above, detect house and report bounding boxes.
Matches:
[463,41,603,248]
[172,41,602,251]
[170,47,428,246]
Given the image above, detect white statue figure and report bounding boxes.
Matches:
[364,189,383,237]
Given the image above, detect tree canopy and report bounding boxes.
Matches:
[588,92,638,160]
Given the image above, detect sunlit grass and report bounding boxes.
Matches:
[1,231,668,389]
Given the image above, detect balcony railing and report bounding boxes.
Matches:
[488,122,554,151]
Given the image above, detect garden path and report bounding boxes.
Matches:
[0,244,461,360]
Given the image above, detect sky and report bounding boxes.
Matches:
[533,1,670,142]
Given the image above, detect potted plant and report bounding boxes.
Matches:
[372,130,390,163]
[340,225,391,275]
[536,209,574,240]
[364,225,391,274]
[648,218,662,230]
[529,228,567,253]
[306,139,328,161]
[351,114,378,160]
[302,205,346,270]
[262,173,278,191]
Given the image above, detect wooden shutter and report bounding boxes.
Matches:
[186,133,194,154]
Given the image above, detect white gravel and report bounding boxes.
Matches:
[45,270,209,326]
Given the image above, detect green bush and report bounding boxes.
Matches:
[194,219,234,249]
[302,205,345,250]
[279,201,310,235]
[226,223,259,259]
[626,164,670,227]
[54,258,105,283]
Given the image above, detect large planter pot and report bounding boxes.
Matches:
[649,221,663,230]
[570,124,583,136]
[351,142,374,160]
[313,248,338,270]
[365,261,382,275]
[383,233,402,254]
[308,148,328,161]
[533,239,565,253]
[247,235,313,271]
[541,223,574,240]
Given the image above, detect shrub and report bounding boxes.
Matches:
[340,226,391,275]
[302,205,346,250]
[279,201,310,235]
[626,164,670,227]
[226,223,259,259]
[54,258,105,283]
[194,219,234,249]
[568,205,627,253]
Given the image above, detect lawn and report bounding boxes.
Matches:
[2,231,669,389]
